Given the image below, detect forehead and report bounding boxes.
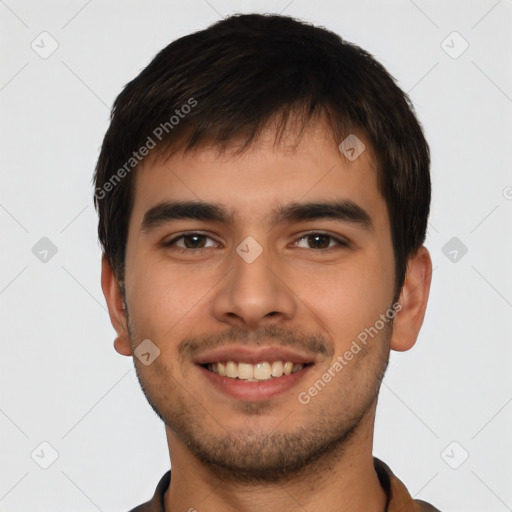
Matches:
[129,119,385,230]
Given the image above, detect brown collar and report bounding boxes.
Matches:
[129,457,441,512]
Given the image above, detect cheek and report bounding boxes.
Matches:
[293,249,394,349]
[126,251,217,339]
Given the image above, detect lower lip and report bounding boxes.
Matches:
[198,364,313,401]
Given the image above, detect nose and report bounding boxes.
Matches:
[211,240,297,330]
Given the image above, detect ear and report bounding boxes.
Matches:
[390,246,432,352]
[101,254,133,356]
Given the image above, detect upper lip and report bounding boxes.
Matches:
[192,345,318,365]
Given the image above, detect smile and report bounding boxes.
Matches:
[204,360,306,381]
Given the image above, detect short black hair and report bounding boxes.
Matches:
[94,13,430,296]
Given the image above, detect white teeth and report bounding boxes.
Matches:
[253,362,272,380]
[271,361,284,377]
[291,363,303,374]
[206,360,305,380]
[238,363,254,380]
[226,361,238,378]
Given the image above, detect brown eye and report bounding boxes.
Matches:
[164,233,217,250]
[294,232,349,250]
[181,235,207,249]
[307,234,330,249]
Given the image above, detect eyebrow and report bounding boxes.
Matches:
[141,199,373,232]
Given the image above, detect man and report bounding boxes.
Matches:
[94,13,440,512]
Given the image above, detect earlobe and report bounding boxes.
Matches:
[390,246,432,352]
[101,255,133,357]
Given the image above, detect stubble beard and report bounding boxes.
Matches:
[128,316,391,484]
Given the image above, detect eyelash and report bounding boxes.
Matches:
[163,231,350,253]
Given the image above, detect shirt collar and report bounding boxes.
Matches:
[131,457,439,512]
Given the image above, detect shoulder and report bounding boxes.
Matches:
[126,470,171,512]
[373,457,443,512]
[415,500,442,512]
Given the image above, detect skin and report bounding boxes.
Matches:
[102,118,432,512]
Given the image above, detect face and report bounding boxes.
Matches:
[114,120,399,482]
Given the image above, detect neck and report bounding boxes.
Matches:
[163,406,387,512]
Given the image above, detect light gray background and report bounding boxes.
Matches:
[1,1,511,511]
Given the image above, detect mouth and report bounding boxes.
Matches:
[201,360,310,382]
[194,346,317,401]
